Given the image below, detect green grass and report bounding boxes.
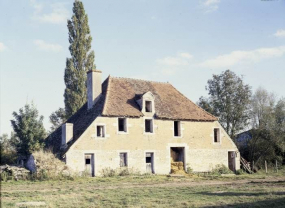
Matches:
[1,171,285,208]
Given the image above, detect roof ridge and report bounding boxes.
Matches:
[102,75,111,115]
[168,84,218,121]
[112,76,170,84]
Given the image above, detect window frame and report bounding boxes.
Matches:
[144,118,154,133]
[174,121,182,137]
[145,100,152,112]
[213,128,221,143]
[119,152,128,167]
[118,118,128,133]
[96,124,106,138]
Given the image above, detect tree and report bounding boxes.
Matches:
[198,70,252,139]
[0,133,17,165]
[11,103,46,156]
[49,107,66,131]
[64,0,96,118]
[244,89,285,167]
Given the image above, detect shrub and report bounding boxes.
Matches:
[211,164,233,175]
[236,169,245,175]
[186,164,193,174]
[31,150,72,180]
[100,168,117,177]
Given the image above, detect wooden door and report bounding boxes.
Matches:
[85,154,94,176]
[146,153,153,173]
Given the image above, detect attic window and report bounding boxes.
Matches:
[145,119,153,133]
[174,121,181,137]
[118,118,127,132]
[97,125,105,137]
[214,128,220,143]
[145,101,152,112]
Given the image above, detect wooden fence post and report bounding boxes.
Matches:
[265,160,267,174]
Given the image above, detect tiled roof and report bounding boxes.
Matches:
[45,76,217,154]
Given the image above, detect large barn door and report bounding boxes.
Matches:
[85,154,94,177]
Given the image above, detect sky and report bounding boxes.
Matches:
[1,0,285,136]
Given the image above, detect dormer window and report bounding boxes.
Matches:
[145,101,152,112]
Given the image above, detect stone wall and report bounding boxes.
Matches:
[65,117,240,176]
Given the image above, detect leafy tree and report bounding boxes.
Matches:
[10,103,46,156]
[242,89,285,167]
[64,0,96,118]
[49,107,66,131]
[0,133,17,165]
[198,70,252,139]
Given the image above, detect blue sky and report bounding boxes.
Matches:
[1,0,285,135]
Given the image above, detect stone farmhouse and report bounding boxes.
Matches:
[46,70,240,176]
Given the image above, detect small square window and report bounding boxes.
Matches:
[145,101,152,112]
[214,128,220,143]
[85,158,91,165]
[174,121,181,137]
[97,125,105,137]
[120,153,127,167]
[118,118,127,132]
[145,119,153,133]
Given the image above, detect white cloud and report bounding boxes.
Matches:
[201,0,221,13]
[30,0,69,24]
[34,40,63,52]
[274,29,285,38]
[156,52,193,75]
[0,42,7,52]
[157,52,193,66]
[199,46,285,68]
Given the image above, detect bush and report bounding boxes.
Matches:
[30,150,72,180]
[211,164,233,175]
[186,164,193,174]
[236,169,245,175]
[100,168,117,177]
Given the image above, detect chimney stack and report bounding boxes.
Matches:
[62,123,73,146]
[87,70,102,109]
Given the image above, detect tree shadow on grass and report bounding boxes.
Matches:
[196,191,285,197]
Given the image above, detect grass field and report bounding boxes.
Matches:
[1,171,285,208]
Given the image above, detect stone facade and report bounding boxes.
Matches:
[65,116,240,176]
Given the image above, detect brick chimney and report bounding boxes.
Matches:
[87,70,102,109]
[62,123,73,146]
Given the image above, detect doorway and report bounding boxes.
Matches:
[228,151,236,172]
[85,154,94,177]
[146,152,154,173]
[170,147,185,173]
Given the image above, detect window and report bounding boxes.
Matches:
[118,118,127,132]
[145,119,153,133]
[97,125,105,137]
[85,158,91,164]
[214,128,220,143]
[174,121,181,137]
[145,101,152,112]
[120,153,127,167]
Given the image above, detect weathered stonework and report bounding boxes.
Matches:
[65,117,240,176]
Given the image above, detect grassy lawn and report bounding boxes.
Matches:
[1,172,285,208]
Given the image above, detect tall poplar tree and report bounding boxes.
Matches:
[64,0,96,118]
